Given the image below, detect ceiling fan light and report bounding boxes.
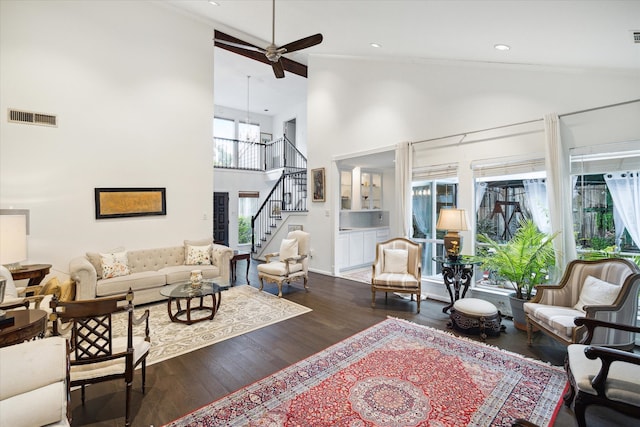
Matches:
[494,44,510,51]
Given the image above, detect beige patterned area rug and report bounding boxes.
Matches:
[112,285,312,366]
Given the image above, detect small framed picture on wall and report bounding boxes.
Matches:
[311,168,325,202]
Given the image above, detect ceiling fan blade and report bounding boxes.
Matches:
[272,60,285,79]
[216,41,273,67]
[214,30,264,53]
[280,57,308,78]
[279,33,323,54]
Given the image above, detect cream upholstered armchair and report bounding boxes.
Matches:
[257,230,310,297]
[524,258,640,349]
[0,336,71,427]
[371,237,422,313]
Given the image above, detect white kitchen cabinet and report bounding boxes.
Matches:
[349,232,364,267]
[336,234,349,270]
[363,230,377,264]
[360,171,382,210]
[338,227,390,271]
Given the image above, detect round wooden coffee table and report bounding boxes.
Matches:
[0,309,47,348]
[160,280,229,325]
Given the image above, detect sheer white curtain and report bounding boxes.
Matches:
[544,113,577,268]
[395,142,412,237]
[523,179,551,234]
[475,182,487,213]
[604,172,640,249]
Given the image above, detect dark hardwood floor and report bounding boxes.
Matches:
[69,262,628,427]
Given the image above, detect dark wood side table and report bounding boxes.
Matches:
[10,264,52,287]
[231,250,251,285]
[0,309,47,348]
[433,256,480,313]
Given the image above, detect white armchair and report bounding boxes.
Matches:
[0,336,71,427]
[257,230,310,297]
[371,237,422,313]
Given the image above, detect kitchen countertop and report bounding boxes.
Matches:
[338,226,389,232]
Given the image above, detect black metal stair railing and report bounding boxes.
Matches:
[213,135,307,253]
[250,169,308,253]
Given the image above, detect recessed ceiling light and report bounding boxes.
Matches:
[370,43,382,48]
[208,1,220,6]
[494,44,510,51]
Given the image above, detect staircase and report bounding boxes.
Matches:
[251,137,308,255]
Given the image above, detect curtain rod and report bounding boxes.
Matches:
[411,98,640,146]
[558,98,640,118]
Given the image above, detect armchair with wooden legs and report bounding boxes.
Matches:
[50,289,150,427]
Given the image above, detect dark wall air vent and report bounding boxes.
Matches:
[8,109,57,127]
[634,31,640,44]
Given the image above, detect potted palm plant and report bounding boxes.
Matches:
[476,219,559,330]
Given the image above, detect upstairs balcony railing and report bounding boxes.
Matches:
[214,136,306,172]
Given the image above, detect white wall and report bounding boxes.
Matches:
[306,55,640,274]
[271,100,308,156]
[0,1,215,277]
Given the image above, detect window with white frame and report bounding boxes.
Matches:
[570,143,640,257]
[214,117,236,167]
[472,156,549,290]
[411,163,459,277]
[238,191,259,245]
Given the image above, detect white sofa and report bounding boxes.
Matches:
[69,240,234,304]
[0,336,70,427]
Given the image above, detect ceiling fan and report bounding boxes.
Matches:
[214,0,323,79]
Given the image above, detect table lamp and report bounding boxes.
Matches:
[436,208,469,260]
[0,213,28,271]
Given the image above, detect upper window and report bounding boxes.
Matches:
[570,143,640,256]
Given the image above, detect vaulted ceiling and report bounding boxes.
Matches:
[163,0,640,116]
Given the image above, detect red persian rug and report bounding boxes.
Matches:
[164,318,567,427]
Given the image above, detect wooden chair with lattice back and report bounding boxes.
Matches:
[50,288,150,427]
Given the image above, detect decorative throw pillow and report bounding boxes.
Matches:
[573,275,621,311]
[100,251,130,279]
[186,244,212,265]
[279,238,299,261]
[383,249,409,274]
[87,246,125,279]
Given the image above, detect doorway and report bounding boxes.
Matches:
[284,118,296,146]
[213,192,229,246]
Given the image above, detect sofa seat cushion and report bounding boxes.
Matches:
[70,336,150,382]
[372,273,419,289]
[568,343,640,406]
[162,265,221,284]
[96,271,166,297]
[524,302,584,338]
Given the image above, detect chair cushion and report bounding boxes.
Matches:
[568,344,640,406]
[185,244,212,265]
[453,298,498,316]
[383,249,408,274]
[372,273,419,289]
[573,275,621,311]
[524,303,584,338]
[279,238,298,261]
[70,336,150,382]
[257,261,303,276]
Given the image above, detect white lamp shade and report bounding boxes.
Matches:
[436,208,469,231]
[0,215,27,265]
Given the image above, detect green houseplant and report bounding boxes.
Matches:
[476,219,559,329]
[477,219,559,300]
